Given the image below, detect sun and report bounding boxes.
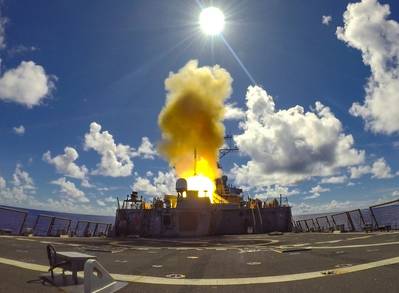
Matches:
[199,7,225,36]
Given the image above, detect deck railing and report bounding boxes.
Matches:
[294,198,399,232]
[0,206,27,235]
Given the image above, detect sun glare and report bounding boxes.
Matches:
[199,7,225,36]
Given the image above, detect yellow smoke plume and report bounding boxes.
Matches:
[158,60,232,188]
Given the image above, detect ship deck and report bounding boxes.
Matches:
[1,232,399,292]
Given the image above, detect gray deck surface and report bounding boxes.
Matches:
[0,232,398,292]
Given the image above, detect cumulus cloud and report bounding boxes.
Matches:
[304,185,330,200]
[320,175,347,184]
[257,185,300,199]
[134,137,157,159]
[224,103,245,120]
[0,61,56,108]
[0,164,36,203]
[0,166,113,215]
[104,196,115,203]
[322,15,332,26]
[293,200,352,215]
[13,125,25,135]
[51,177,89,203]
[132,170,177,198]
[231,86,365,188]
[349,165,371,179]
[96,199,106,206]
[43,147,89,182]
[0,176,5,189]
[84,122,135,177]
[132,177,157,195]
[371,157,394,178]
[349,157,395,179]
[12,164,35,191]
[337,0,399,134]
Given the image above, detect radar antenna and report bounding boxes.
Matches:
[218,135,239,170]
[219,135,238,159]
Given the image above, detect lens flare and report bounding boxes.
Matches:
[199,7,225,35]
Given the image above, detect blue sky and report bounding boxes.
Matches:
[0,0,398,215]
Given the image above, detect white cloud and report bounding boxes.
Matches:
[231,85,365,188]
[337,0,399,134]
[132,170,177,198]
[322,15,332,26]
[51,177,89,203]
[371,157,394,179]
[320,175,347,184]
[0,164,36,203]
[84,122,135,177]
[12,164,35,191]
[39,198,114,216]
[0,61,56,108]
[349,165,371,179]
[43,147,89,182]
[392,190,399,197]
[0,176,6,189]
[132,177,157,195]
[293,200,352,215]
[349,157,394,179]
[13,125,25,135]
[96,199,106,206]
[258,185,300,199]
[0,167,114,215]
[104,196,115,203]
[7,45,37,57]
[224,103,245,120]
[305,185,330,200]
[134,137,157,159]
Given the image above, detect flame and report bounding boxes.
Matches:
[186,175,215,201]
[181,157,217,203]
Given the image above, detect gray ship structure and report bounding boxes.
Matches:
[114,174,292,237]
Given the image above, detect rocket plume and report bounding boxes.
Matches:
[158,60,232,200]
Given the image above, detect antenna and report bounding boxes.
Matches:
[218,135,239,169]
[194,148,197,176]
[219,135,239,159]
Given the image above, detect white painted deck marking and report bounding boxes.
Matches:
[246,262,261,265]
[308,240,399,249]
[347,236,371,240]
[1,255,399,285]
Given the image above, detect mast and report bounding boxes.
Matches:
[194,148,197,176]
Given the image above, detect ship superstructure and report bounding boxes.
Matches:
[114,174,292,237]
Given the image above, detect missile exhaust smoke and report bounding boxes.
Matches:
[158,60,232,202]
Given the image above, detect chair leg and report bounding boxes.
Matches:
[50,269,54,280]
